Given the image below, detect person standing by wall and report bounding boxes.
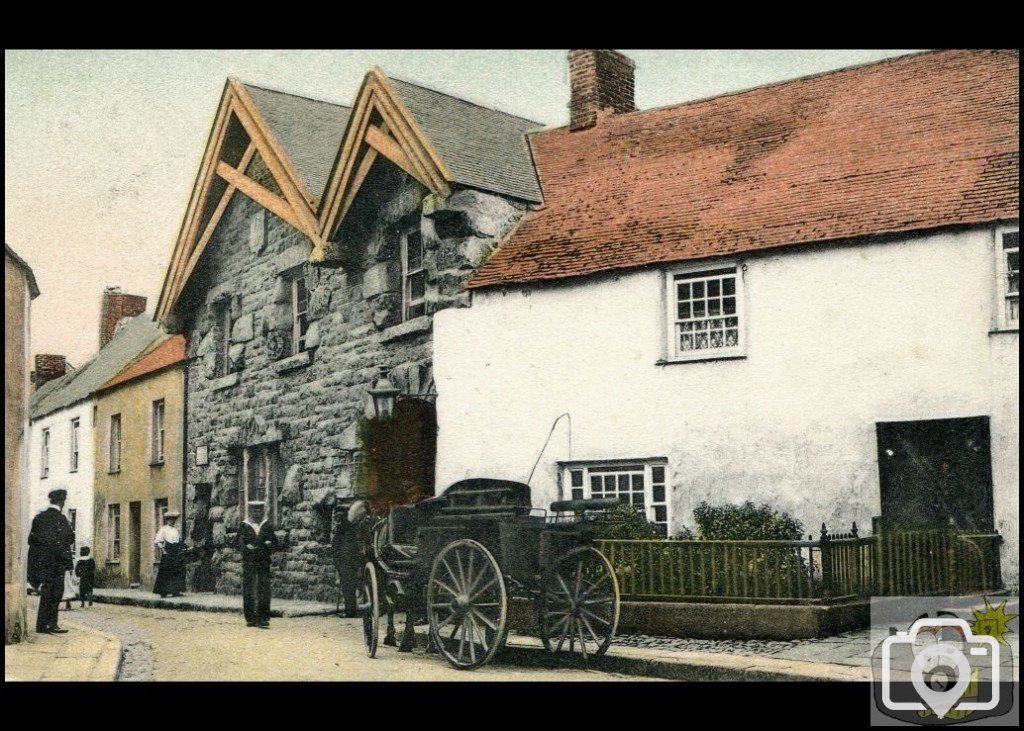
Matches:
[153,511,186,598]
[332,499,366,618]
[27,488,74,634]
[239,501,277,628]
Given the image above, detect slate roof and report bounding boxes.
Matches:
[390,77,544,203]
[30,316,163,420]
[242,83,352,200]
[469,49,1020,289]
[99,334,186,392]
[6,243,40,298]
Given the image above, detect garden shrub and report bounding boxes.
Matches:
[692,500,803,541]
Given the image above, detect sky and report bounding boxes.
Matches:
[5,49,920,367]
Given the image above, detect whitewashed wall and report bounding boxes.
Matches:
[28,401,94,555]
[434,226,1020,587]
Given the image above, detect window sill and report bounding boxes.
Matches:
[150,460,165,468]
[210,372,239,391]
[989,327,1019,336]
[381,315,431,343]
[657,353,747,365]
[106,560,120,566]
[69,469,78,474]
[108,469,121,475]
[273,350,313,374]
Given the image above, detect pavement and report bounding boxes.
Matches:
[5,617,122,682]
[91,587,336,617]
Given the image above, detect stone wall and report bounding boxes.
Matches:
[181,161,526,601]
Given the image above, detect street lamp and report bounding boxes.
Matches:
[368,366,400,420]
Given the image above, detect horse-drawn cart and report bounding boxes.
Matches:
[361,479,621,670]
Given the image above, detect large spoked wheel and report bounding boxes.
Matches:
[427,539,508,670]
[540,546,620,661]
[360,562,380,658]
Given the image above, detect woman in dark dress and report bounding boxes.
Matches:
[153,512,186,597]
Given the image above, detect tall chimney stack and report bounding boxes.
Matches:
[33,354,67,390]
[568,49,636,131]
[99,286,147,349]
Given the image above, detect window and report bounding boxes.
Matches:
[241,445,279,521]
[107,504,121,562]
[151,399,166,464]
[69,418,80,472]
[401,227,426,320]
[153,498,169,562]
[666,264,744,361]
[249,208,266,251]
[290,273,309,355]
[214,300,233,377]
[562,460,670,535]
[997,226,1019,328]
[109,414,122,473]
[40,428,50,478]
[68,508,77,537]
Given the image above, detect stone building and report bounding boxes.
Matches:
[434,50,1020,587]
[5,244,39,644]
[155,71,542,600]
[92,335,186,589]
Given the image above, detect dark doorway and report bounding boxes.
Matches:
[876,416,994,531]
[189,483,215,592]
[361,398,437,511]
[129,501,142,586]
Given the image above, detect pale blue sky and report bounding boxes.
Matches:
[5,49,920,365]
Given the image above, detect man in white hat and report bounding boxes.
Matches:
[238,501,278,628]
[27,488,75,633]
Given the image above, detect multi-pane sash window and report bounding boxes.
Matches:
[151,400,165,464]
[69,418,80,472]
[40,428,50,478]
[109,414,122,473]
[402,227,426,320]
[669,266,743,359]
[108,504,121,562]
[291,274,309,355]
[1000,228,1019,326]
[153,498,169,562]
[563,460,670,535]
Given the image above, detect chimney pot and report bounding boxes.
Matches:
[568,49,636,131]
[33,354,67,390]
[100,288,147,349]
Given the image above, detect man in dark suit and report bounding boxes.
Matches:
[28,488,75,634]
[238,501,278,628]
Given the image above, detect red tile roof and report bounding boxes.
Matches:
[469,50,1019,289]
[100,335,186,392]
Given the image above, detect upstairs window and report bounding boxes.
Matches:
[290,273,309,355]
[69,418,80,473]
[40,428,50,478]
[151,399,165,465]
[109,414,122,473]
[401,227,426,321]
[997,226,1019,328]
[214,300,233,377]
[666,263,744,361]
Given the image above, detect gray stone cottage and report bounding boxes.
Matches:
[155,70,543,600]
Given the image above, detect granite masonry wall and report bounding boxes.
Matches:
[181,161,526,601]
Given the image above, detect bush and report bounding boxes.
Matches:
[593,503,662,540]
[692,501,803,541]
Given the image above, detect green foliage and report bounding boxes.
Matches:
[593,503,662,540]
[692,500,803,541]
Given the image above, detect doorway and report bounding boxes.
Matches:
[876,416,995,531]
[189,483,215,592]
[129,501,142,586]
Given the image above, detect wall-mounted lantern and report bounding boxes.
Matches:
[368,367,400,420]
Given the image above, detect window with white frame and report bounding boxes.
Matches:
[666,264,744,360]
[562,460,670,535]
[997,226,1019,328]
[290,272,309,355]
[401,227,426,320]
[108,414,122,473]
[240,445,279,521]
[107,503,121,562]
[153,498,169,562]
[69,418,80,473]
[151,399,165,464]
[40,428,50,478]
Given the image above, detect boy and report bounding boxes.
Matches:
[75,546,96,607]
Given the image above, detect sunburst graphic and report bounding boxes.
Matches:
[970,598,1018,646]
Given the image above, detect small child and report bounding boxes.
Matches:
[75,546,96,607]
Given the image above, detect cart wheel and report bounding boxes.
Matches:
[361,562,380,658]
[427,539,508,670]
[540,546,620,661]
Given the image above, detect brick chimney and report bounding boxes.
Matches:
[99,286,147,349]
[568,49,636,131]
[33,354,67,390]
